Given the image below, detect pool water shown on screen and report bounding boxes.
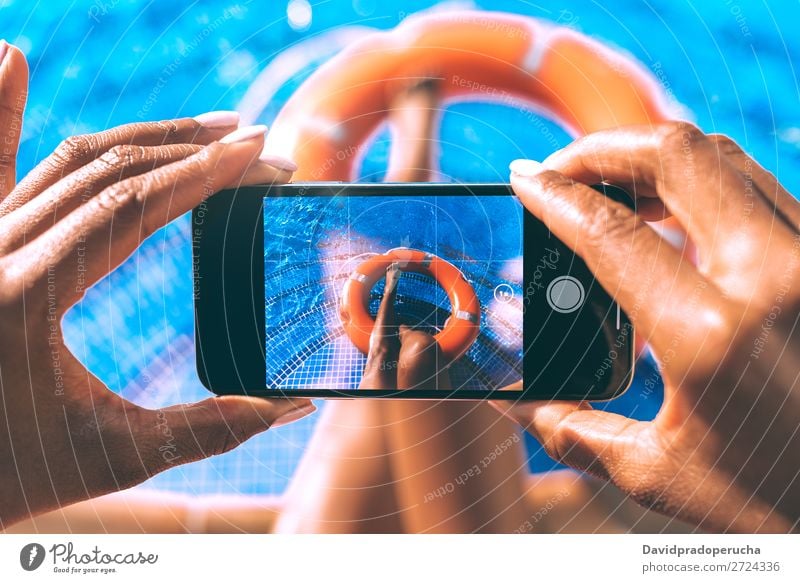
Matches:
[264,195,524,392]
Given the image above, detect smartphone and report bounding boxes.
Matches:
[193,182,633,400]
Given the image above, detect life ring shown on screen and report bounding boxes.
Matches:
[339,248,480,362]
[264,9,674,180]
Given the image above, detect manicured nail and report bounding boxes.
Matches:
[271,402,316,428]
[509,159,543,178]
[194,110,240,128]
[0,40,8,65]
[219,124,268,144]
[259,153,298,172]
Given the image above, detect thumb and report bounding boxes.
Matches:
[489,400,657,486]
[0,40,29,200]
[145,397,316,473]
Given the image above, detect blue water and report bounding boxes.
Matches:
[264,194,524,391]
[3,0,799,493]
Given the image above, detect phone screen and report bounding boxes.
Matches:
[263,193,524,392]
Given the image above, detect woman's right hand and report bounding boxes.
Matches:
[0,41,313,528]
[495,122,800,533]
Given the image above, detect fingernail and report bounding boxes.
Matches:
[194,110,240,128]
[259,152,298,172]
[219,124,268,144]
[0,40,8,65]
[272,402,316,428]
[509,159,543,178]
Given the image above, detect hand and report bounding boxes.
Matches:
[0,42,314,528]
[495,121,800,533]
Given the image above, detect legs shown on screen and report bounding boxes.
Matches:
[358,264,453,393]
[359,263,402,391]
[362,263,453,392]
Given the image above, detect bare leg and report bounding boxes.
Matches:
[273,398,402,533]
[384,78,440,182]
[390,82,534,531]
[274,266,404,533]
[280,78,529,534]
[359,264,402,390]
[385,333,530,532]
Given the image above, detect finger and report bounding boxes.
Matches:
[492,400,799,532]
[0,142,293,253]
[489,400,655,488]
[239,155,295,186]
[1,112,240,215]
[708,133,800,231]
[7,125,269,312]
[541,123,797,277]
[0,143,201,252]
[509,165,716,360]
[143,397,316,474]
[0,41,28,200]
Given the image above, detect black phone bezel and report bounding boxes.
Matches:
[193,182,634,400]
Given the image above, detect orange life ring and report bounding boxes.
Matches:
[264,10,683,358]
[264,10,674,179]
[339,248,480,362]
